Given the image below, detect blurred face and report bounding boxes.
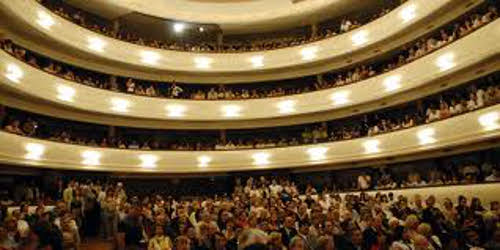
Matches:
[155,226,164,236]
[291,238,305,250]
[351,230,363,245]
[176,238,190,250]
[284,216,294,228]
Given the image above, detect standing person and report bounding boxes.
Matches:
[118,206,144,250]
[148,225,172,250]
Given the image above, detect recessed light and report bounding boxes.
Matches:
[198,156,212,167]
[24,143,45,160]
[331,91,350,105]
[307,147,328,161]
[5,64,23,83]
[173,23,185,33]
[300,46,318,60]
[351,30,368,46]
[383,75,402,92]
[250,55,264,68]
[222,105,241,117]
[436,53,455,71]
[252,152,270,166]
[36,11,55,29]
[139,154,158,168]
[87,37,106,52]
[277,100,296,114]
[110,98,130,113]
[363,140,380,154]
[417,128,437,145]
[194,57,213,69]
[56,85,76,102]
[478,112,499,131]
[81,150,101,165]
[140,51,160,65]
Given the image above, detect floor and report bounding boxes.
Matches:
[80,239,113,250]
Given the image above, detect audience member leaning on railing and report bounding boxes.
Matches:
[1,5,497,101]
[2,72,499,152]
[35,0,401,53]
[0,148,499,250]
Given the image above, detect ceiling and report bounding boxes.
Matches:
[64,0,378,34]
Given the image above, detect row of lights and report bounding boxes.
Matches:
[33,4,418,69]
[2,49,460,117]
[21,111,499,167]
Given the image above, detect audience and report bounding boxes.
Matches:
[2,73,499,151]
[0,148,499,250]
[2,5,497,101]
[36,0,402,53]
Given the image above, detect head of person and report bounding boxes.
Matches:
[175,236,190,250]
[154,224,164,237]
[284,216,294,229]
[316,236,335,250]
[289,236,305,250]
[269,232,283,248]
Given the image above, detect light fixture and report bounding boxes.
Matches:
[417,128,437,145]
[222,105,241,117]
[252,152,270,166]
[198,27,205,32]
[383,75,402,92]
[110,98,130,113]
[198,155,212,167]
[277,100,296,114]
[87,37,106,52]
[24,143,45,160]
[436,53,455,71]
[81,150,101,165]
[173,23,185,33]
[331,91,350,105]
[56,85,76,102]
[36,11,55,29]
[166,104,187,117]
[5,64,23,83]
[300,46,318,61]
[363,140,380,154]
[250,55,264,68]
[139,154,158,168]
[194,57,213,69]
[140,51,160,65]
[400,4,417,22]
[351,30,369,46]
[478,112,499,131]
[307,147,328,161]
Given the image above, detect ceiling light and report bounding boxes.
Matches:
[351,30,369,46]
[252,152,270,166]
[56,85,76,102]
[81,150,101,166]
[140,51,160,65]
[222,105,241,117]
[436,53,455,71]
[139,154,158,168]
[36,11,55,29]
[5,64,23,83]
[173,23,185,33]
[250,55,264,68]
[363,140,380,154]
[277,100,296,114]
[478,112,499,131]
[198,155,212,167]
[166,104,187,117]
[307,147,328,161]
[194,57,213,69]
[300,46,318,61]
[331,91,350,105]
[383,75,402,92]
[198,27,205,32]
[87,37,106,52]
[110,98,130,113]
[24,143,45,160]
[400,4,417,22]
[417,128,437,145]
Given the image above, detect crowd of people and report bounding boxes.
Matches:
[0,148,499,250]
[2,72,499,151]
[36,0,402,53]
[2,4,497,101]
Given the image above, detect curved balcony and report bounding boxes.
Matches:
[1,21,499,129]
[0,105,498,173]
[0,0,481,83]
